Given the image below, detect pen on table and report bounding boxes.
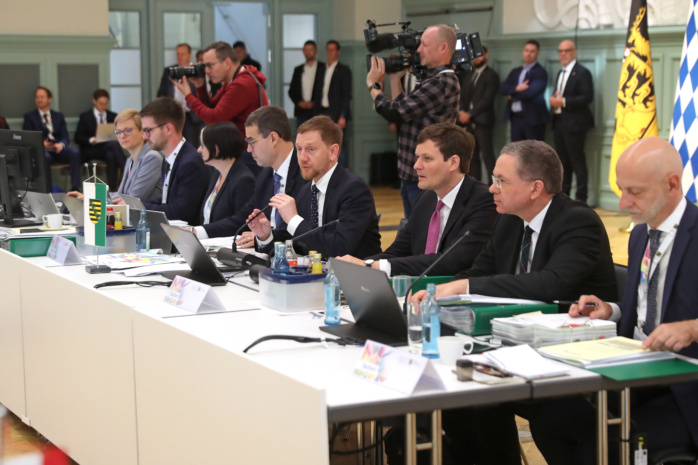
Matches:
[553,300,599,307]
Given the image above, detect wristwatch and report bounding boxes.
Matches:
[369,82,382,91]
[364,259,375,267]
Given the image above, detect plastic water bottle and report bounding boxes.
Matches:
[285,240,298,267]
[271,242,290,275]
[135,209,150,252]
[422,283,440,358]
[324,261,341,325]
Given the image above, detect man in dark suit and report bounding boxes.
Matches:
[233,41,262,71]
[316,40,352,167]
[74,89,125,190]
[412,139,616,465]
[458,45,500,182]
[156,43,203,146]
[22,86,81,191]
[499,40,549,142]
[526,137,698,465]
[288,40,326,126]
[247,116,381,259]
[338,123,496,276]
[549,40,595,203]
[193,105,307,240]
[140,97,209,226]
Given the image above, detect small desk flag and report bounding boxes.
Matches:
[83,181,107,247]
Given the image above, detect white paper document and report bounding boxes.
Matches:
[463,344,570,380]
[437,294,546,306]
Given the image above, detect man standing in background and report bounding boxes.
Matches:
[289,40,326,126]
[317,40,352,167]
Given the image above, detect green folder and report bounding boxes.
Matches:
[442,303,559,336]
[588,358,698,381]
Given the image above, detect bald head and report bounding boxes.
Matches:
[558,40,577,66]
[616,136,684,228]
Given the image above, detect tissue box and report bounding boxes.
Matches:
[258,267,325,312]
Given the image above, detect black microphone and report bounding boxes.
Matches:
[291,218,341,242]
[402,231,470,314]
[217,204,273,270]
[232,204,272,253]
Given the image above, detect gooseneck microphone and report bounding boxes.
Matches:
[291,218,341,243]
[217,204,273,270]
[402,231,470,314]
[232,204,272,253]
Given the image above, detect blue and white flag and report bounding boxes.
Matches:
[670,0,698,202]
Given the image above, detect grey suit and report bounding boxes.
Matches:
[115,143,164,202]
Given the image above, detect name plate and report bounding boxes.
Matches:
[352,340,446,395]
[46,235,81,265]
[163,275,225,314]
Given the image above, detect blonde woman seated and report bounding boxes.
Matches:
[68,109,163,203]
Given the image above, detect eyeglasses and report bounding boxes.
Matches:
[245,136,263,147]
[142,123,166,137]
[203,61,223,70]
[491,175,533,189]
[114,127,134,137]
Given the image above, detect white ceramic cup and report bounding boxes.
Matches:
[42,213,63,230]
[438,336,469,366]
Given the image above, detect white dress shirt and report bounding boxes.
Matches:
[554,59,576,114]
[162,138,186,204]
[321,61,337,108]
[287,163,338,235]
[301,61,318,102]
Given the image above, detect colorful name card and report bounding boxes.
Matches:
[163,275,225,314]
[46,235,82,265]
[353,340,446,395]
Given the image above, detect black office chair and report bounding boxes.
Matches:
[649,446,698,465]
[614,263,628,299]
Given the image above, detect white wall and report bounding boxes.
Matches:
[0,0,110,36]
[333,0,402,41]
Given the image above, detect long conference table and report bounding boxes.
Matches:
[1,249,697,465]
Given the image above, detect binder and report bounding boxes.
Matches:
[441,303,558,336]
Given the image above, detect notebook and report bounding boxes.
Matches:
[320,258,407,346]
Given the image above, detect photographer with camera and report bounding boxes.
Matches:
[367,24,460,218]
[172,41,268,176]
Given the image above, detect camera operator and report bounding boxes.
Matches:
[172,41,268,176]
[367,24,460,218]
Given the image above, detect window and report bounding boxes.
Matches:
[109,11,142,113]
[282,14,317,117]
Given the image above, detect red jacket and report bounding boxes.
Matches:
[186,65,268,135]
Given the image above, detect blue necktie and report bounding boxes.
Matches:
[273,172,282,227]
[310,185,320,228]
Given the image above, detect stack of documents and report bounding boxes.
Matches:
[537,336,675,368]
[491,313,617,347]
[463,344,571,380]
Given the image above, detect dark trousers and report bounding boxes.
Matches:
[554,119,589,202]
[510,113,545,142]
[80,141,125,191]
[467,124,495,183]
[441,404,522,465]
[46,146,81,191]
[522,388,694,465]
[400,179,422,219]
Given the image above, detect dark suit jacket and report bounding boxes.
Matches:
[157,65,197,98]
[142,141,209,226]
[459,66,499,127]
[267,164,382,259]
[74,109,117,149]
[288,61,326,119]
[201,149,307,238]
[22,109,71,147]
[553,62,594,132]
[199,159,255,226]
[369,176,496,276]
[456,194,617,302]
[315,61,352,122]
[499,62,550,126]
[619,201,698,447]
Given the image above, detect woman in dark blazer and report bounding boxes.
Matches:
[198,122,255,226]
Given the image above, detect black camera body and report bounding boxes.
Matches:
[364,20,483,79]
[167,63,206,80]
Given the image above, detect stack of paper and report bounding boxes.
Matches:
[491,313,617,347]
[537,337,675,368]
[462,344,571,380]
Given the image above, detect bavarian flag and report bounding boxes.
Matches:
[609,0,658,196]
[83,181,107,247]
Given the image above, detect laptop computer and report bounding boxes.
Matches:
[120,194,146,211]
[128,209,173,254]
[62,195,85,227]
[160,223,227,286]
[320,258,408,346]
[24,191,61,219]
[94,123,117,143]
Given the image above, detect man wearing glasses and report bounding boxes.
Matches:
[411,140,616,464]
[140,97,209,226]
[549,40,594,204]
[173,41,268,176]
[193,106,307,240]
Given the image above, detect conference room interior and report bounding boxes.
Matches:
[0,0,691,464]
